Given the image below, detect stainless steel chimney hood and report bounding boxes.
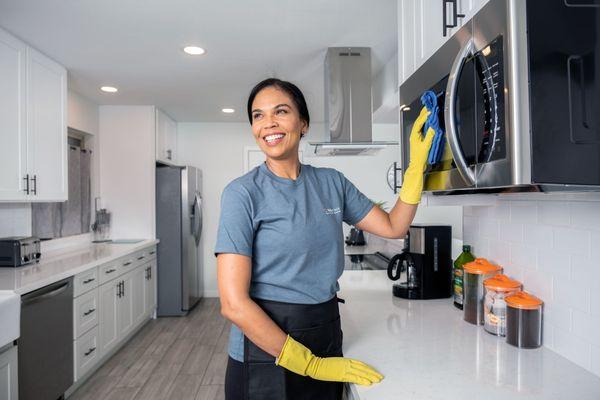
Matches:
[309,47,397,156]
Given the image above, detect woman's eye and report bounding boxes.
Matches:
[276,109,287,115]
[253,113,262,120]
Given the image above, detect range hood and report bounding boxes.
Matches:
[309,47,397,156]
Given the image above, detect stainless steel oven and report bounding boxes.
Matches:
[400,0,600,193]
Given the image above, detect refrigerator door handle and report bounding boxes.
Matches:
[191,193,203,246]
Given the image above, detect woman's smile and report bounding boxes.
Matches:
[263,133,286,146]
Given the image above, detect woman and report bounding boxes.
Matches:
[215,78,434,400]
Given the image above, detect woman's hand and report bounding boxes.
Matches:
[399,106,435,205]
[276,335,384,386]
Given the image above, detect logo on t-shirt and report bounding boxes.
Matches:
[323,207,341,215]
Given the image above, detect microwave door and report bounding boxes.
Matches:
[445,39,478,188]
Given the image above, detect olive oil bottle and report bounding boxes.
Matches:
[453,245,475,310]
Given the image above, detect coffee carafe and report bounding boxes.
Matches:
[387,224,452,299]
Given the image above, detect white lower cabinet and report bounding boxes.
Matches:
[72,246,157,385]
[74,326,99,381]
[0,345,18,400]
[98,278,120,357]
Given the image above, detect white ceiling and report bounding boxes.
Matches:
[0,0,397,123]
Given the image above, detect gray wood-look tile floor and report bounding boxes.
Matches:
[70,298,230,400]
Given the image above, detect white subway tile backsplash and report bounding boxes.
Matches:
[498,221,524,243]
[479,218,498,240]
[488,240,510,267]
[509,243,537,270]
[544,302,571,331]
[538,247,571,280]
[539,201,571,226]
[571,309,600,345]
[592,344,600,377]
[462,197,600,376]
[570,202,600,231]
[553,279,591,313]
[553,227,591,256]
[510,202,538,224]
[554,326,592,371]
[523,224,554,248]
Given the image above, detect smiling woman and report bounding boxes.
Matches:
[215,78,433,400]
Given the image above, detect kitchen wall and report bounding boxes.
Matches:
[177,122,462,297]
[462,195,600,377]
[98,106,156,240]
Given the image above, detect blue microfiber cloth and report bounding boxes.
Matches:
[420,90,446,165]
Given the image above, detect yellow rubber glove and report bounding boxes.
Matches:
[276,335,384,386]
[399,106,436,204]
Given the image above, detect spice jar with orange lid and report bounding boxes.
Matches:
[505,291,543,348]
[463,258,502,325]
[483,274,522,336]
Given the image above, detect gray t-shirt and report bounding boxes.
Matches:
[214,162,373,362]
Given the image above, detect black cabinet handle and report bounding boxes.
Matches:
[443,0,465,37]
[105,268,116,274]
[23,174,30,195]
[149,251,156,255]
[117,281,122,298]
[83,278,95,284]
[121,281,125,297]
[31,174,37,195]
[84,347,96,356]
[137,256,145,260]
[83,308,96,316]
[123,261,132,266]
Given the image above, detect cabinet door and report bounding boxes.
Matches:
[0,346,18,400]
[0,29,27,201]
[26,47,67,201]
[155,108,176,163]
[460,0,489,22]
[399,0,417,85]
[98,280,119,357]
[118,272,134,339]
[131,265,146,327]
[144,260,157,316]
[419,0,447,66]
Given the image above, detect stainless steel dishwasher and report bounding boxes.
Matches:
[19,277,73,400]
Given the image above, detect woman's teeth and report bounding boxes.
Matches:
[264,134,285,144]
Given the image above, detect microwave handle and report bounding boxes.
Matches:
[444,38,477,186]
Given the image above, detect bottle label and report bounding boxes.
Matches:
[453,268,463,305]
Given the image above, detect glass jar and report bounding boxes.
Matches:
[463,258,502,325]
[483,274,522,336]
[505,291,543,349]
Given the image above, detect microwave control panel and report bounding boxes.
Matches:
[476,36,506,164]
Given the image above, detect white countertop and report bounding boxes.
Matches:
[338,270,600,400]
[0,239,159,295]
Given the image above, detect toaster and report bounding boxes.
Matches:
[0,236,41,267]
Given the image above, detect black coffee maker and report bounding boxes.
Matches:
[387,224,452,299]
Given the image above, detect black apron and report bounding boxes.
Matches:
[243,296,344,400]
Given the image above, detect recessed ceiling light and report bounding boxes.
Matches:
[100,86,118,93]
[222,108,235,114]
[183,46,206,55]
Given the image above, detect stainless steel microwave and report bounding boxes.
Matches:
[400,0,600,194]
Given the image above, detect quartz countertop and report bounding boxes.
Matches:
[337,270,600,400]
[0,239,159,295]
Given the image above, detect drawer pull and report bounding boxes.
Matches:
[123,261,132,266]
[105,268,116,274]
[84,347,96,356]
[149,251,156,255]
[83,278,95,284]
[83,308,96,316]
[137,256,145,260]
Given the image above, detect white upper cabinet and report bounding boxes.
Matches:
[155,108,177,164]
[0,27,67,202]
[0,29,27,201]
[399,0,490,86]
[26,47,68,201]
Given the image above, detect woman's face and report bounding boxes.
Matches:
[250,86,307,161]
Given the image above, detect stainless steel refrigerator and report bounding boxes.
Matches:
[155,164,203,316]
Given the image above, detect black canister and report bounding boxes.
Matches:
[505,291,543,349]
